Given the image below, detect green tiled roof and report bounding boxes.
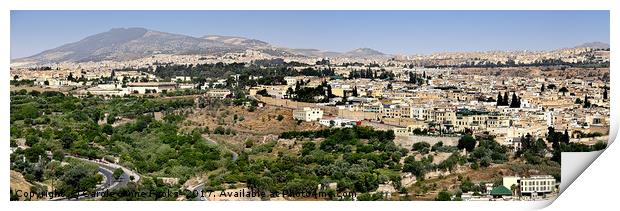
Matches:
[490,185,513,196]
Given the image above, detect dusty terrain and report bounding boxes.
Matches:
[181,105,324,191]
[184,105,323,135]
[10,170,34,201]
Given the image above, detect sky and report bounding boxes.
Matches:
[10,10,610,59]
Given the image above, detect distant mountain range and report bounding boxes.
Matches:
[573,42,610,49]
[12,27,608,64]
[14,27,389,64]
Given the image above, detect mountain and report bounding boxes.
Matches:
[201,35,270,48]
[285,48,342,58]
[16,27,249,63]
[341,48,388,58]
[574,42,610,49]
[16,27,603,64]
[13,27,397,64]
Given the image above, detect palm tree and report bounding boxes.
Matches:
[510,184,518,197]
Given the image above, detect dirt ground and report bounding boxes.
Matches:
[10,170,34,201]
[184,105,323,135]
[181,105,325,190]
[182,104,325,159]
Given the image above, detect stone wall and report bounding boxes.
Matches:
[337,109,380,121]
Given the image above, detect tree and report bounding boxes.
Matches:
[52,150,65,161]
[431,141,444,152]
[436,190,452,201]
[412,142,431,154]
[603,88,608,100]
[58,163,101,198]
[286,87,294,98]
[459,177,476,192]
[457,135,476,152]
[25,134,39,147]
[559,87,569,96]
[301,142,316,156]
[113,168,124,180]
[256,89,269,97]
[575,98,582,104]
[593,141,607,151]
[403,156,429,179]
[10,189,19,201]
[326,84,333,98]
[214,126,226,134]
[562,129,570,144]
[509,92,520,108]
[295,81,301,92]
[102,124,114,135]
[583,95,592,108]
[358,192,383,201]
[547,127,561,150]
[540,84,545,92]
[106,114,116,124]
[496,93,503,106]
[502,92,509,106]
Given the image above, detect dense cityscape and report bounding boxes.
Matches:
[9,26,610,201]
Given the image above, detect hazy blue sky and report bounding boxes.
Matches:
[11,10,610,59]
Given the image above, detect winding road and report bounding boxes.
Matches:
[50,155,140,201]
[203,135,239,162]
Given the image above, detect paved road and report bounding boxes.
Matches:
[50,156,140,201]
[188,183,208,201]
[96,163,130,190]
[97,166,115,190]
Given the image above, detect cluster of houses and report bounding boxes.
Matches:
[252,69,609,150]
[461,175,558,201]
[13,59,609,151]
[292,107,360,128]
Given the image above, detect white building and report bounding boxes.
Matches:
[126,82,177,94]
[174,76,192,82]
[502,176,520,190]
[520,175,556,196]
[179,84,196,90]
[503,175,556,197]
[319,118,354,128]
[80,84,127,96]
[284,76,300,86]
[206,89,232,99]
[293,107,323,122]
